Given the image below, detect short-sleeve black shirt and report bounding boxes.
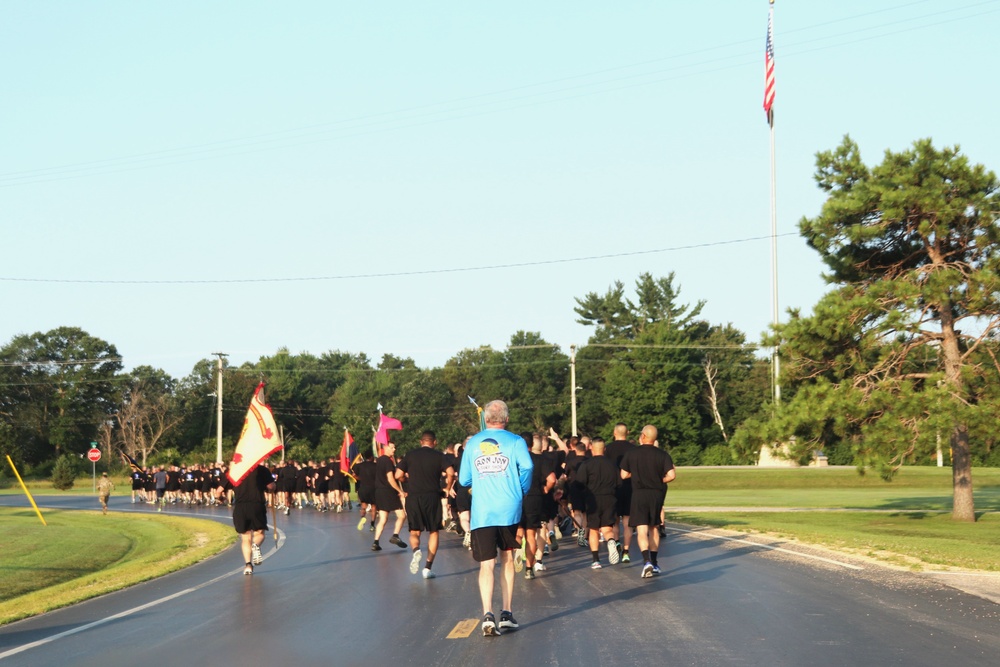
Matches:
[619,445,675,493]
[234,465,273,505]
[576,455,620,497]
[375,455,397,490]
[397,447,451,495]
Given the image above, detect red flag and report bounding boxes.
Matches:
[375,413,402,445]
[763,4,775,120]
[227,383,282,486]
[339,429,360,479]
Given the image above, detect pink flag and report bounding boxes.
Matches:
[375,414,402,445]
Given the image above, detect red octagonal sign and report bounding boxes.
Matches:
[87,448,102,462]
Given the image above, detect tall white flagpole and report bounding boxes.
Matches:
[766,0,780,406]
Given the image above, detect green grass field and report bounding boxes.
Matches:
[664,466,1000,572]
[667,466,1000,511]
[0,507,236,625]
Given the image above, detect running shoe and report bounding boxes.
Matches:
[371,543,382,551]
[482,612,500,637]
[533,561,546,572]
[608,539,620,565]
[651,564,661,576]
[389,535,407,548]
[243,563,253,576]
[548,531,559,552]
[641,562,654,578]
[622,553,631,563]
[590,561,602,570]
[370,522,375,532]
[348,501,353,510]
[524,568,535,580]
[513,547,524,573]
[498,610,519,630]
[251,543,263,566]
[422,568,435,579]
[410,549,422,575]
[659,525,667,538]
[284,507,290,516]
[357,517,367,531]
[577,530,588,548]
[462,531,472,549]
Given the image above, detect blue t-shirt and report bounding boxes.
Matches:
[458,428,533,530]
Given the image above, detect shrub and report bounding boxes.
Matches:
[51,455,79,490]
[700,444,733,466]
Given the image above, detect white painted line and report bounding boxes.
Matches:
[0,529,284,661]
[665,525,863,571]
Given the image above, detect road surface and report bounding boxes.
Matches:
[1,495,997,666]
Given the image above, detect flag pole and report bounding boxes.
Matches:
[766,0,781,407]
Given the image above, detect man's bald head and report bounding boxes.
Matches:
[613,423,628,440]
[639,424,658,445]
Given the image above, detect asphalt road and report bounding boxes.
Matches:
[1,495,998,666]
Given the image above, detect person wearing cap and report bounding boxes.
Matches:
[97,472,115,515]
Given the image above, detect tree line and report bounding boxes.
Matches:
[2,137,998,520]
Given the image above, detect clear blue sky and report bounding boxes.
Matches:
[3,1,998,379]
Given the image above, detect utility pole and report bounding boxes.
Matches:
[213,352,228,463]
[570,344,578,437]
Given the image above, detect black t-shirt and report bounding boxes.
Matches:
[375,455,397,490]
[605,440,635,469]
[354,460,376,490]
[576,455,620,496]
[526,452,552,496]
[397,447,451,495]
[234,465,274,505]
[619,446,675,493]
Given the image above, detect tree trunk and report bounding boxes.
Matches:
[951,424,976,522]
[939,311,975,522]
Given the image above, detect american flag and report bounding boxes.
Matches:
[763,5,775,120]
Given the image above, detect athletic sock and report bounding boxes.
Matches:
[373,540,379,547]
[642,549,651,562]
[425,560,433,570]
[650,551,658,566]
[591,550,600,562]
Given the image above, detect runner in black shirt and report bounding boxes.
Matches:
[620,425,676,578]
[372,442,407,551]
[395,431,455,578]
[232,463,276,575]
[353,453,377,531]
[576,438,622,569]
[605,423,636,562]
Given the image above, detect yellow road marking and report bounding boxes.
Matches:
[446,618,479,639]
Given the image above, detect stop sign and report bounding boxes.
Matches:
[87,448,102,462]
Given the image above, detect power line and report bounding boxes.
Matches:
[0,233,798,284]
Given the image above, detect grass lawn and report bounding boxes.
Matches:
[668,510,1000,571]
[663,467,1000,572]
[0,507,236,625]
[667,466,1000,511]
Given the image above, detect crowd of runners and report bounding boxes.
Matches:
[130,402,676,637]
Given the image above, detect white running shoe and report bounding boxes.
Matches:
[410,549,422,574]
[533,561,545,572]
[251,543,263,566]
[422,568,435,579]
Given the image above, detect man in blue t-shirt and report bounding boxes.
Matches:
[459,400,533,637]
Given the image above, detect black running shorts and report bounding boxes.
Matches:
[405,492,443,533]
[628,489,667,528]
[232,502,269,533]
[470,524,520,563]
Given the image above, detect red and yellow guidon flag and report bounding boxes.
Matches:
[227,382,282,486]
